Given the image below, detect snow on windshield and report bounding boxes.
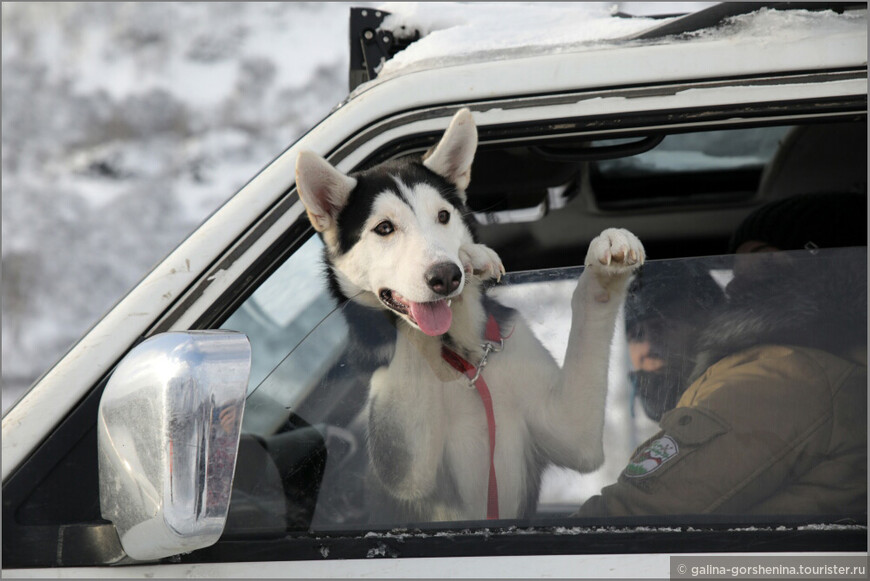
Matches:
[371,2,865,82]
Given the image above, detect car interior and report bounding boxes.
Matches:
[220,115,868,537]
[469,119,867,270]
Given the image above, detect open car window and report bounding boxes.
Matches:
[219,245,867,535]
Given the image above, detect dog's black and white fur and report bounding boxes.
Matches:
[295,109,644,522]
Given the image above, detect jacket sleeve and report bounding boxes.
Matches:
[578,347,839,518]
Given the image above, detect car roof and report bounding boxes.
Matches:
[348,2,867,98]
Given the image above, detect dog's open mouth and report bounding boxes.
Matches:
[379,289,453,337]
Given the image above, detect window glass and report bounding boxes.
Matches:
[595,126,793,177]
[587,125,798,212]
[219,245,867,534]
[223,236,345,397]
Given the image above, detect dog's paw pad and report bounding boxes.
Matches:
[586,228,645,273]
[461,243,505,282]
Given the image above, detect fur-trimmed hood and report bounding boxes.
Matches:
[690,246,867,382]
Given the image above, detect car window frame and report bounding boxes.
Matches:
[192,129,865,563]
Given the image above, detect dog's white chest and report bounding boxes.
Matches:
[375,335,531,518]
[442,375,530,518]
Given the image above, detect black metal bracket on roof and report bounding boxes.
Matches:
[349,7,420,92]
[631,2,865,40]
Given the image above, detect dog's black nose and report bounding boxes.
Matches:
[425,262,462,296]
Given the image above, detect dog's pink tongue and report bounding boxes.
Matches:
[409,299,453,336]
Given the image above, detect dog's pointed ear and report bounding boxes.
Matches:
[295,150,357,232]
[423,108,477,194]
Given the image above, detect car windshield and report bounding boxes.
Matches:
[220,245,867,535]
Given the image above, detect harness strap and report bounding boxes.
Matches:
[440,314,508,520]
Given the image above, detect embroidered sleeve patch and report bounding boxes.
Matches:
[623,435,679,478]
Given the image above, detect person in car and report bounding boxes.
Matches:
[624,260,725,422]
[578,192,867,518]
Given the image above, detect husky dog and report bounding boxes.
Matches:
[295,108,644,522]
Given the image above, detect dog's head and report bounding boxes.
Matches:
[295,108,479,336]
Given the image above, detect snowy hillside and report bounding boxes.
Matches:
[1,2,365,410]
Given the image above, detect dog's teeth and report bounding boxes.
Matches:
[447,299,452,307]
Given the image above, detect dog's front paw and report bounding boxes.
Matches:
[585,228,645,276]
[460,242,505,282]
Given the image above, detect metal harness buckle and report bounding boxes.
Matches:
[467,338,504,388]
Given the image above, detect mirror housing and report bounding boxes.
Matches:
[98,331,251,561]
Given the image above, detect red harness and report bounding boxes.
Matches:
[440,314,510,520]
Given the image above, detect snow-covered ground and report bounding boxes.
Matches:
[1,2,365,411]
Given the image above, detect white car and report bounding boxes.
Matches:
[3,3,867,578]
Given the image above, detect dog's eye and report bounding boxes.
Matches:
[438,210,450,224]
[373,220,395,236]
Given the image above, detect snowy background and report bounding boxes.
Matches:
[1,2,365,411]
[1,2,714,412]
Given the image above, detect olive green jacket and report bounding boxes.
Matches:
[580,344,867,517]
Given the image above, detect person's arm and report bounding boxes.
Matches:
[579,346,835,517]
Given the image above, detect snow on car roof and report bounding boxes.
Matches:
[371,2,867,82]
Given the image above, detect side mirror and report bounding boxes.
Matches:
[97,331,251,561]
